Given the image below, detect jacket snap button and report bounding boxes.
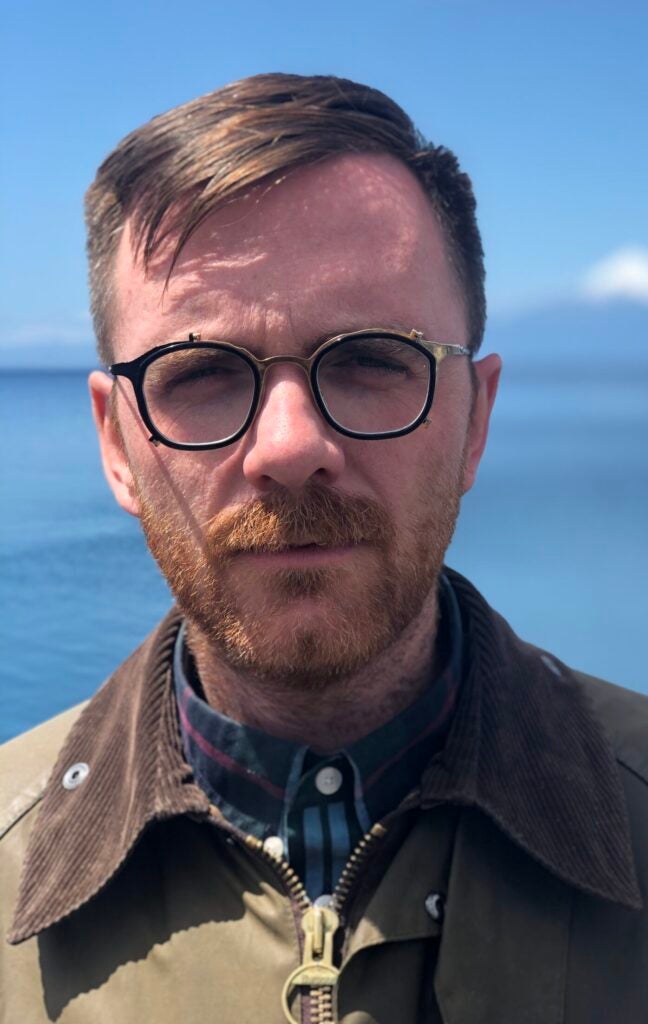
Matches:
[62,762,90,790]
[424,891,445,923]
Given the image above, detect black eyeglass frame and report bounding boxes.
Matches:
[110,327,472,451]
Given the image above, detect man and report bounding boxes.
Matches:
[1,73,646,1023]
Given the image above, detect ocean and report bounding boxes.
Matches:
[2,368,647,742]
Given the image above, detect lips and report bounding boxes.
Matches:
[238,538,342,555]
[232,540,361,568]
[280,540,329,550]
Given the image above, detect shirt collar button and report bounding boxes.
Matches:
[315,766,343,795]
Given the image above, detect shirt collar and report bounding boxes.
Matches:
[9,568,642,945]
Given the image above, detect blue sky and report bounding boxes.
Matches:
[1,0,647,359]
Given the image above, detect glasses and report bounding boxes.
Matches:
[110,328,471,451]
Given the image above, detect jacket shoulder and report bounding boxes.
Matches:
[576,672,648,783]
[0,704,87,839]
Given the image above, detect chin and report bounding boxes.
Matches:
[201,574,415,687]
[216,620,384,688]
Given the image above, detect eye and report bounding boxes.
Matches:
[165,363,237,388]
[333,339,412,372]
[145,349,252,396]
[350,353,409,374]
[319,337,429,385]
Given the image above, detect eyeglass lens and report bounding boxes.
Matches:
[316,336,431,434]
[143,347,256,445]
[141,335,432,445]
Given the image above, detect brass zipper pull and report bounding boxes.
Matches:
[281,906,340,1023]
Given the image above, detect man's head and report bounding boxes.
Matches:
[88,74,500,686]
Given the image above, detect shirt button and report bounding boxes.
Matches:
[263,835,285,859]
[313,894,333,908]
[62,762,89,790]
[315,766,343,795]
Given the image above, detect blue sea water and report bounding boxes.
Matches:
[2,369,647,742]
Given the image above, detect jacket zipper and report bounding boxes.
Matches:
[207,796,423,1022]
[247,821,389,1024]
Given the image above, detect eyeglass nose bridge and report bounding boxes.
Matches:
[251,351,321,421]
[256,351,315,373]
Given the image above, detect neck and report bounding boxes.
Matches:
[185,590,441,752]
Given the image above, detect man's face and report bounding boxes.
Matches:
[91,154,499,685]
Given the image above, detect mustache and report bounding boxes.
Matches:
[205,485,394,556]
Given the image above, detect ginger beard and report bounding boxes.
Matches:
[137,465,464,689]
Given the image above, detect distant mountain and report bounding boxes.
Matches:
[484,298,648,377]
[0,340,98,371]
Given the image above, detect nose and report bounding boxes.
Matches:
[242,365,346,492]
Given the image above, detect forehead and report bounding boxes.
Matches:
[112,153,467,359]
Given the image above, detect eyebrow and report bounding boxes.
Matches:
[311,321,416,348]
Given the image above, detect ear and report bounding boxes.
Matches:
[462,353,502,494]
[88,371,141,517]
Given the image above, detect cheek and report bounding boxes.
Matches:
[122,432,220,530]
[351,436,439,514]
[116,386,237,507]
[356,419,467,530]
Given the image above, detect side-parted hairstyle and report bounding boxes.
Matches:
[85,73,486,366]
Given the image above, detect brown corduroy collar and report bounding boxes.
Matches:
[8,569,641,944]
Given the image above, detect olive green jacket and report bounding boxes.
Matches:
[2,572,647,1023]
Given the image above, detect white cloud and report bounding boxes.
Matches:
[581,246,648,303]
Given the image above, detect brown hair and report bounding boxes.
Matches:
[85,73,485,365]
